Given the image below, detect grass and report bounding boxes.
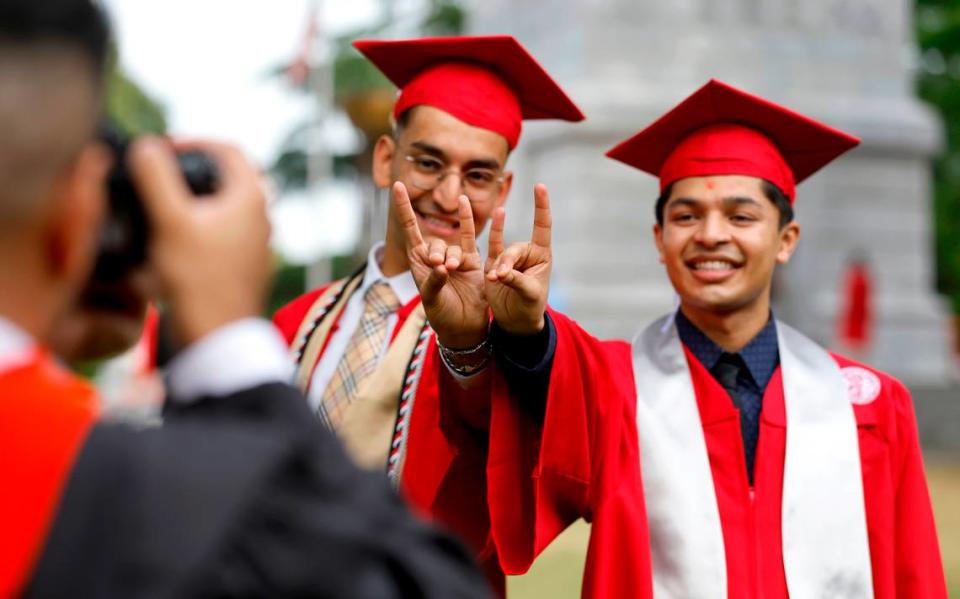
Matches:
[507,456,960,598]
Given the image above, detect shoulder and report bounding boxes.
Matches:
[830,353,910,404]
[272,282,340,345]
[545,306,634,378]
[829,352,915,432]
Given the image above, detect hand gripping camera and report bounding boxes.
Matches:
[91,125,220,283]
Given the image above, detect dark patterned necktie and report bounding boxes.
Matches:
[710,352,761,485]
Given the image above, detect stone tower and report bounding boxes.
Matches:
[470,0,953,385]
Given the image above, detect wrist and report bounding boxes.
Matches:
[494,312,545,337]
[436,327,488,351]
[437,334,491,377]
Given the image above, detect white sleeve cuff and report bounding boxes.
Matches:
[166,317,294,403]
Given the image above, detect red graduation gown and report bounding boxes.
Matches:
[0,350,98,597]
[274,284,501,591]
[485,309,946,598]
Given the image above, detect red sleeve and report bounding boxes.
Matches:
[889,379,948,598]
[272,287,329,347]
[485,308,635,574]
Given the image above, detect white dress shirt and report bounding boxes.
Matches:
[306,243,418,411]
[0,316,36,376]
[0,314,293,403]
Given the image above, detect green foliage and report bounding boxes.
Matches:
[420,1,466,36]
[333,51,392,102]
[104,60,167,136]
[916,1,960,313]
[266,255,364,315]
[267,261,308,316]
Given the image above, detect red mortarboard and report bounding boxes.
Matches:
[352,35,585,149]
[605,79,860,202]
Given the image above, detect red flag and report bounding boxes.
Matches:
[838,259,872,351]
[285,3,317,88]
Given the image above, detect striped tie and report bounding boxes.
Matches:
[319,281,400,428]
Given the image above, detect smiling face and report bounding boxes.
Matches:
[653,175,800,320]
[374,105,513,256]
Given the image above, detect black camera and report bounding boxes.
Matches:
[92,126,220,282]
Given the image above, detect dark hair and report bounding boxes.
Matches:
[0,0,111,78]
[392,106,418,140]
[655,178,794,229]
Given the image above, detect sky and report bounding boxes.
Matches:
[101,0,388,262]
[102,0,381,165]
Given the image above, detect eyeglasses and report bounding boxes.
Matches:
[403,154,504,203]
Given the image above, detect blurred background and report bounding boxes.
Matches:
[96,0,959,595]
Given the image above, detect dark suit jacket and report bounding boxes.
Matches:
[26,383,489,599]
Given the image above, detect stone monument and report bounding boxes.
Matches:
[470,0,954,386]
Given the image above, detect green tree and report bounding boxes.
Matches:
[916,0,960,313]
[105,66,167,136]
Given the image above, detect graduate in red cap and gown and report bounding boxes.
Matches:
[271,35,584,593]
[436,79,946,598]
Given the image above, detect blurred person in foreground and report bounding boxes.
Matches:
[399,80,948,597]
[0,1,488,597]
[271,35,584,594]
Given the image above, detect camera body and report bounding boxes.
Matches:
[92,127,219,282]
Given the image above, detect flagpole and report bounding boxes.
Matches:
[306,0,333,289]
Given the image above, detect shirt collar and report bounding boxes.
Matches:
[675,309,780,389]
[0,315,38,374]
[361,242,418,307]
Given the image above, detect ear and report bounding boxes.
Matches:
[775,221,801,264]
[44,142,112,286]
[496,170,513,210]
[372,134,397,188]
[652,222,666,264]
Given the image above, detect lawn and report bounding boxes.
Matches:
[507,457,960,598]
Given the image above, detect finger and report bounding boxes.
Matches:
[392,181,424,249]
[487,206,506,262]
[493,243,526,278]
[427,238,447,266]
[457,196,478,255]
[497,269,540,301]
[128,137,191,228]
[421,266,448,302]
[531,183,552,248]
[444,244,463,270]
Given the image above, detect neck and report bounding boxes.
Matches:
[0,238,67,345]
[380,227,410,277]
[679,297,771,353]
[0,279,58,346]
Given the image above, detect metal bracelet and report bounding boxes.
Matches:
[438,336,492,377]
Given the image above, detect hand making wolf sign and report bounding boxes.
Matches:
[393,181,552,346]
[484,183,552,336]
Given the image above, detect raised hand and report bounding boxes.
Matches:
[484,183,552,335]
[392,182,488,349]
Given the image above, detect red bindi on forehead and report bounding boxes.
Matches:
[705,179,715,190]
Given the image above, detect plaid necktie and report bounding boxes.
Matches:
[319,281,400,428]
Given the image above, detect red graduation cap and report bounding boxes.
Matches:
[353,35,585,149]
[605,79,860,203]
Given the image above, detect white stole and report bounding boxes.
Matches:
[633,314,873,598]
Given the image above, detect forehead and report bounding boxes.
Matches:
[667,175,766,204]
[399,105,510,162]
